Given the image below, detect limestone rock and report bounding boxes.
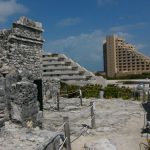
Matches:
[84,139,117,150]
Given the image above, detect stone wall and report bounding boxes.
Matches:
[0,16,44,129]
[0,16,44,80]
[0,77,6,128]
[43,78,60,102]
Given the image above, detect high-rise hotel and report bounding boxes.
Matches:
[103,35,150,78]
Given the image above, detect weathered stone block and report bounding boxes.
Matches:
[0,87,5,97]
[10,80,41,127]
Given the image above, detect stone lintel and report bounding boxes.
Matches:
[8,35,44,45]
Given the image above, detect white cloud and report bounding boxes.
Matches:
[113,32,133,40]
[45,30,105,71]
[109,23,147,32]
[97,0,117,6]
[56,17,81,27]
[0,0,28,23]
[136,44,148,50]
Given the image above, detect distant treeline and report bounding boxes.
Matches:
[107,73,150,80]
[95,72,150,80]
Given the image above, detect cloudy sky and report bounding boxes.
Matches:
[0,0,150,71]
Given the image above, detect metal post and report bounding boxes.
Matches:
[90,101,96,129]
[63,116,71,150]
[57,93,59,111]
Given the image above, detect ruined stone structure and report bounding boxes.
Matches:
[43,78,60,102]
[0,17,44,128]
[0,16,44,80]
[0,77,6,128]
[10,77,42,127]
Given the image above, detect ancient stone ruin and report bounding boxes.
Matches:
[0,16,44,128]
[0,17,65,150]
[0,16,44,80]
[0,77,6,129]
[10,71,42,127]
[43,78,60,102]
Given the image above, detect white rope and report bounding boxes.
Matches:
[72,104,94,127]
[80,104,94,115]
[36,121,66,149]
[56,122,66,133]
[71,127,88,143]
[79,112,95,127]
[59,137,67,150]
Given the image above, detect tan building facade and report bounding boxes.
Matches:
[103,35,150,78]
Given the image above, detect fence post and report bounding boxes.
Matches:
[143,85,146,102]
[63,116,71,150]
[57,93,60,111]
[148,89,150,102]
[99,90,104,99]
[90,101,96,129]
[79,89,83,106]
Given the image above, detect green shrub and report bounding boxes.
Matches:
[103,84,132,99]
[60,82,102,98]
[60,82,132,99]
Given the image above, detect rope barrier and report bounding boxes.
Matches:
[36,120,67,149]
[43,100,95,148]
[59,137,67,150]
[70,105,95,143]
[73,104,94,126]
[56,122,66,133]
[71,127,89,143]
[79,104,94,115]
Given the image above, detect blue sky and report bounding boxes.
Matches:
[0,0,150,72]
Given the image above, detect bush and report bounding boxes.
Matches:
[103,84,132,99]
[60,82,132,99]
[60,82,102,98]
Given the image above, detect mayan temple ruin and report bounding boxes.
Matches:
[0,16,44,79]
[0,16,44,128]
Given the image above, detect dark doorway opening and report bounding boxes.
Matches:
[34,79,43,111]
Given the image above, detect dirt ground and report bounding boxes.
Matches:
[43,98,147,150]
[72,110,145,150]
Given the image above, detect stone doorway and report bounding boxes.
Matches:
[34,79,43,111]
